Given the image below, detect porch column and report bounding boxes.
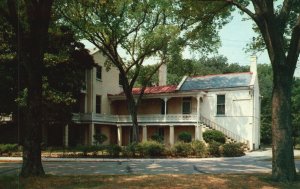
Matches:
[117,125,122,146]
[169,125,174,146]
[142,125,147,142]
[195,124,203,141]
[64,124,69,147]
[196,95,201,124]
[164,98,169,115]
[89,123,95,145]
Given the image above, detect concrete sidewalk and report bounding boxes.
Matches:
[1,148,299,162]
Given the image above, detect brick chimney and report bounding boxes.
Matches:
[158,64,167,86]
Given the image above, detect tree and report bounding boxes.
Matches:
[0,1,95,175]
[202,0,300,181]
[0,0,54,177]
[59,0,230,143]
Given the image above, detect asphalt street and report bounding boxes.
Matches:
[1,149,300,175]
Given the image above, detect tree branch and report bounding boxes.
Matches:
[228,0,258,22]
[278,0,292,35]
[287,15,300,75]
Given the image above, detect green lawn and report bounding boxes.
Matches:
[1,174,300,189]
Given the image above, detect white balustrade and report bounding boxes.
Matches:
[72,113,198,124]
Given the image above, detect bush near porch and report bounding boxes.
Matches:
[0,141,245,158]
[203,130,226,144]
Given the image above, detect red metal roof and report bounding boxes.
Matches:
[132,85,177,95]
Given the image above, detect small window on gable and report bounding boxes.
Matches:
[96,66,102,80]
[96,95,101,114]
[217,95,225,115]
[182,97,191,114]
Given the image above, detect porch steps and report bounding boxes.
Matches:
[202,124,249,151]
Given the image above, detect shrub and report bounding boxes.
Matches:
[106,144,122,157]
[151,133,164,143]
[93,133,108,145]
[122,142,138,157]
[172,141,192,157]
[75,145,101,156]
[191,140,207,157]
[203,130,226,144]
[208,141,222,157]
[221,143,245,157]
[137,141,164,157]
[0,144,19,155]
[178,132,192,143]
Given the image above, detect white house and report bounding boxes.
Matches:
[44,50,260,150]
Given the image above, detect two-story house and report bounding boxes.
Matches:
[46,49,260,150]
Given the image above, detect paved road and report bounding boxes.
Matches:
[1,149,300,175]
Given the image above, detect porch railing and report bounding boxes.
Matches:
[72,113,198,124]
[199,114,249,147]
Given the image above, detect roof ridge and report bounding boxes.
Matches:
[191,72,252,79]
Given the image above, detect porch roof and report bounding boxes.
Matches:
[179,72,253,91]
[132,85,177,94]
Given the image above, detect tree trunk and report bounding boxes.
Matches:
[271,66,296,181]
[127,97,140,143]
[18,0,53,177]
[20,53,45,177]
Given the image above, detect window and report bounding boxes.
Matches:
[182,97,191,114]
[217,95,225,115]
[96,95,101,113]
[158,127,164,138]
[96,66,102,80]
[119,73,123,86]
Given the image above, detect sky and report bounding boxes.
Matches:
[217,11,300,77]
[84,10,300,77]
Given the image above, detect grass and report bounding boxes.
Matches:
[1,174,300,189]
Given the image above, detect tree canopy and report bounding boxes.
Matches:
[58,0,232,142]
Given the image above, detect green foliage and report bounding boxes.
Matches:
[203,130,226,144]
[208,141,222,157]
[0,22,95,127]
[292,78,300,146]
[172,141,192,157]
[178,132,192,143]
[151,133,164,143]
[122,142,138,157]
[75,145,102,156]
[106,144,122,157]
[257,64,273,144]
[220,143,245,157]
[0,144,19,155]
[93,134,108,145]
[137,141,164,157]
[191,140,207,157]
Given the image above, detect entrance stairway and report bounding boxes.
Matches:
[199,115,250,149]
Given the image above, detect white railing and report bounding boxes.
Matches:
[199,115,249,147]
[72,113,198,124]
